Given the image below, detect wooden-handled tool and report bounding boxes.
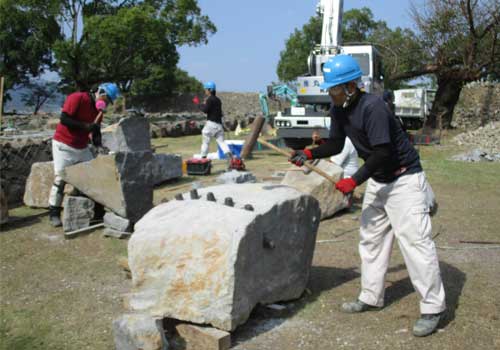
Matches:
[257,138,337,185]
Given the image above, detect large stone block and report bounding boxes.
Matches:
[62,151,154,223]
[23,161,75,208]
[126,183,320,331]
[281,160,346,219]
[62,196,95,232]
[113,313,164,350]
[152,154,182,186]
[102,116,151,153]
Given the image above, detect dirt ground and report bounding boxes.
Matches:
[1,133,499,350]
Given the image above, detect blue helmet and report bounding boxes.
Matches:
[203,81,216,91]
[320,55,363,90]
[98,82,120,103]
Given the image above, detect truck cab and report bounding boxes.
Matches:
[394,88,436,130]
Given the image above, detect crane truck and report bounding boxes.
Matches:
[274,0,384,149]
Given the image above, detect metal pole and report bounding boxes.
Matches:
[0,76,4,130]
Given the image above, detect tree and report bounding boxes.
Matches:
[393,0,500,129]
[53,0,216,96]
[0,0,61,95]
[21,79,61,114]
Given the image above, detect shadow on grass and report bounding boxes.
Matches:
[231,265,360,345]
[0,211,48,232]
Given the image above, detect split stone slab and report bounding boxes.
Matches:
[126,183,320,331]
[281,160,346,220]
[104,227,132,239]
[62,151,154,223]
[102,116,151,153]
[175,323,230,350]
[104,211,132,232]
[152,154,182,186]
[113,313,165,350]
[62,196,95,232]
[216,170,256,184]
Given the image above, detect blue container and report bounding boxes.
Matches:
[217,140,244,159]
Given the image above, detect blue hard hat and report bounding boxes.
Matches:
[98,82,120,103]
[203,81,216,91]
[320,55,363,90]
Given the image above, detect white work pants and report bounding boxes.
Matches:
[48,140,93,207]
[358,171,446,315]
[200,120,230,157]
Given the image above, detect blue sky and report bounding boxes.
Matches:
[178,0,416,92]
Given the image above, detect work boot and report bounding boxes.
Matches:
[341,300,378,313]
[48,206,62,227]
[413,312,442,337]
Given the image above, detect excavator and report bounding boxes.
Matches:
[259,83,298,124]
[274,0,384,149]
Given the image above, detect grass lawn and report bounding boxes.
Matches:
[1,133,499,349]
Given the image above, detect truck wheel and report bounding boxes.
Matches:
[283,138,312,150]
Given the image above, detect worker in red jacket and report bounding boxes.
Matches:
[48,83,120,227]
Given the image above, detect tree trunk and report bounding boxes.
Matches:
[424,76,463,130]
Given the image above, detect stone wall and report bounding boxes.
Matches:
[0,138,53,205]
[452,81,500,130]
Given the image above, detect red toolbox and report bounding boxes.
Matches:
[186,158,212,175]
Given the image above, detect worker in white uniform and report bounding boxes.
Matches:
[291,55,445,337]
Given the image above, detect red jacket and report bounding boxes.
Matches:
[53,92,98,149]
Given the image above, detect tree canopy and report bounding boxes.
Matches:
[1,0,215,106]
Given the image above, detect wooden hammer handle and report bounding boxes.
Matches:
[257,138,337,185]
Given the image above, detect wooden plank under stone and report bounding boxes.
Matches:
[175,323,231,350]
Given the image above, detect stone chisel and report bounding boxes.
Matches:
[257,138,337,185]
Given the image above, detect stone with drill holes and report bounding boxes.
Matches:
[62,196,95,232]
[126,183,320,331]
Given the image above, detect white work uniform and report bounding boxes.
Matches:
[330,137,359,178]
[48,139,93,207]
[200,120,230,157]
[358,171,446,315]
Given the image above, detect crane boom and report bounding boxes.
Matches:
[319,0,343,49]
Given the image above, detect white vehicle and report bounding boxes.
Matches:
[394,88,436,130]
[274,0,384,149]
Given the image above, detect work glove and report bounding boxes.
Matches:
[289,149,312,166]
[90,124,102,147]
[335,177,357,194]
[192,95,200,105]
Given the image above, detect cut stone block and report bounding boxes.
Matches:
[281,160,346,220]
[62,151,154,223]
[23,161,74,208]
[216,170,256,184]
[126,183,320,331]
[152,154,182,186]
[62,196,95,232]
[175,323,230,350]
[102,116,151,153]
[104,211,132,232]
[104,227,132,239]
[113,313,164,350]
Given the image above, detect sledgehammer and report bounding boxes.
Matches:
[257,138,337,185]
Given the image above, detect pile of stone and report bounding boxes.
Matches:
[21,115,182,235]
[452,121,500,161]
[114,183,320,349]
[452,81,500,130]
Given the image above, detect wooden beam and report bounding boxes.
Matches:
[175,323,230,350]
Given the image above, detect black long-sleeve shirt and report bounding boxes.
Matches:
[311,91,422,184]
[199,95,223,124]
